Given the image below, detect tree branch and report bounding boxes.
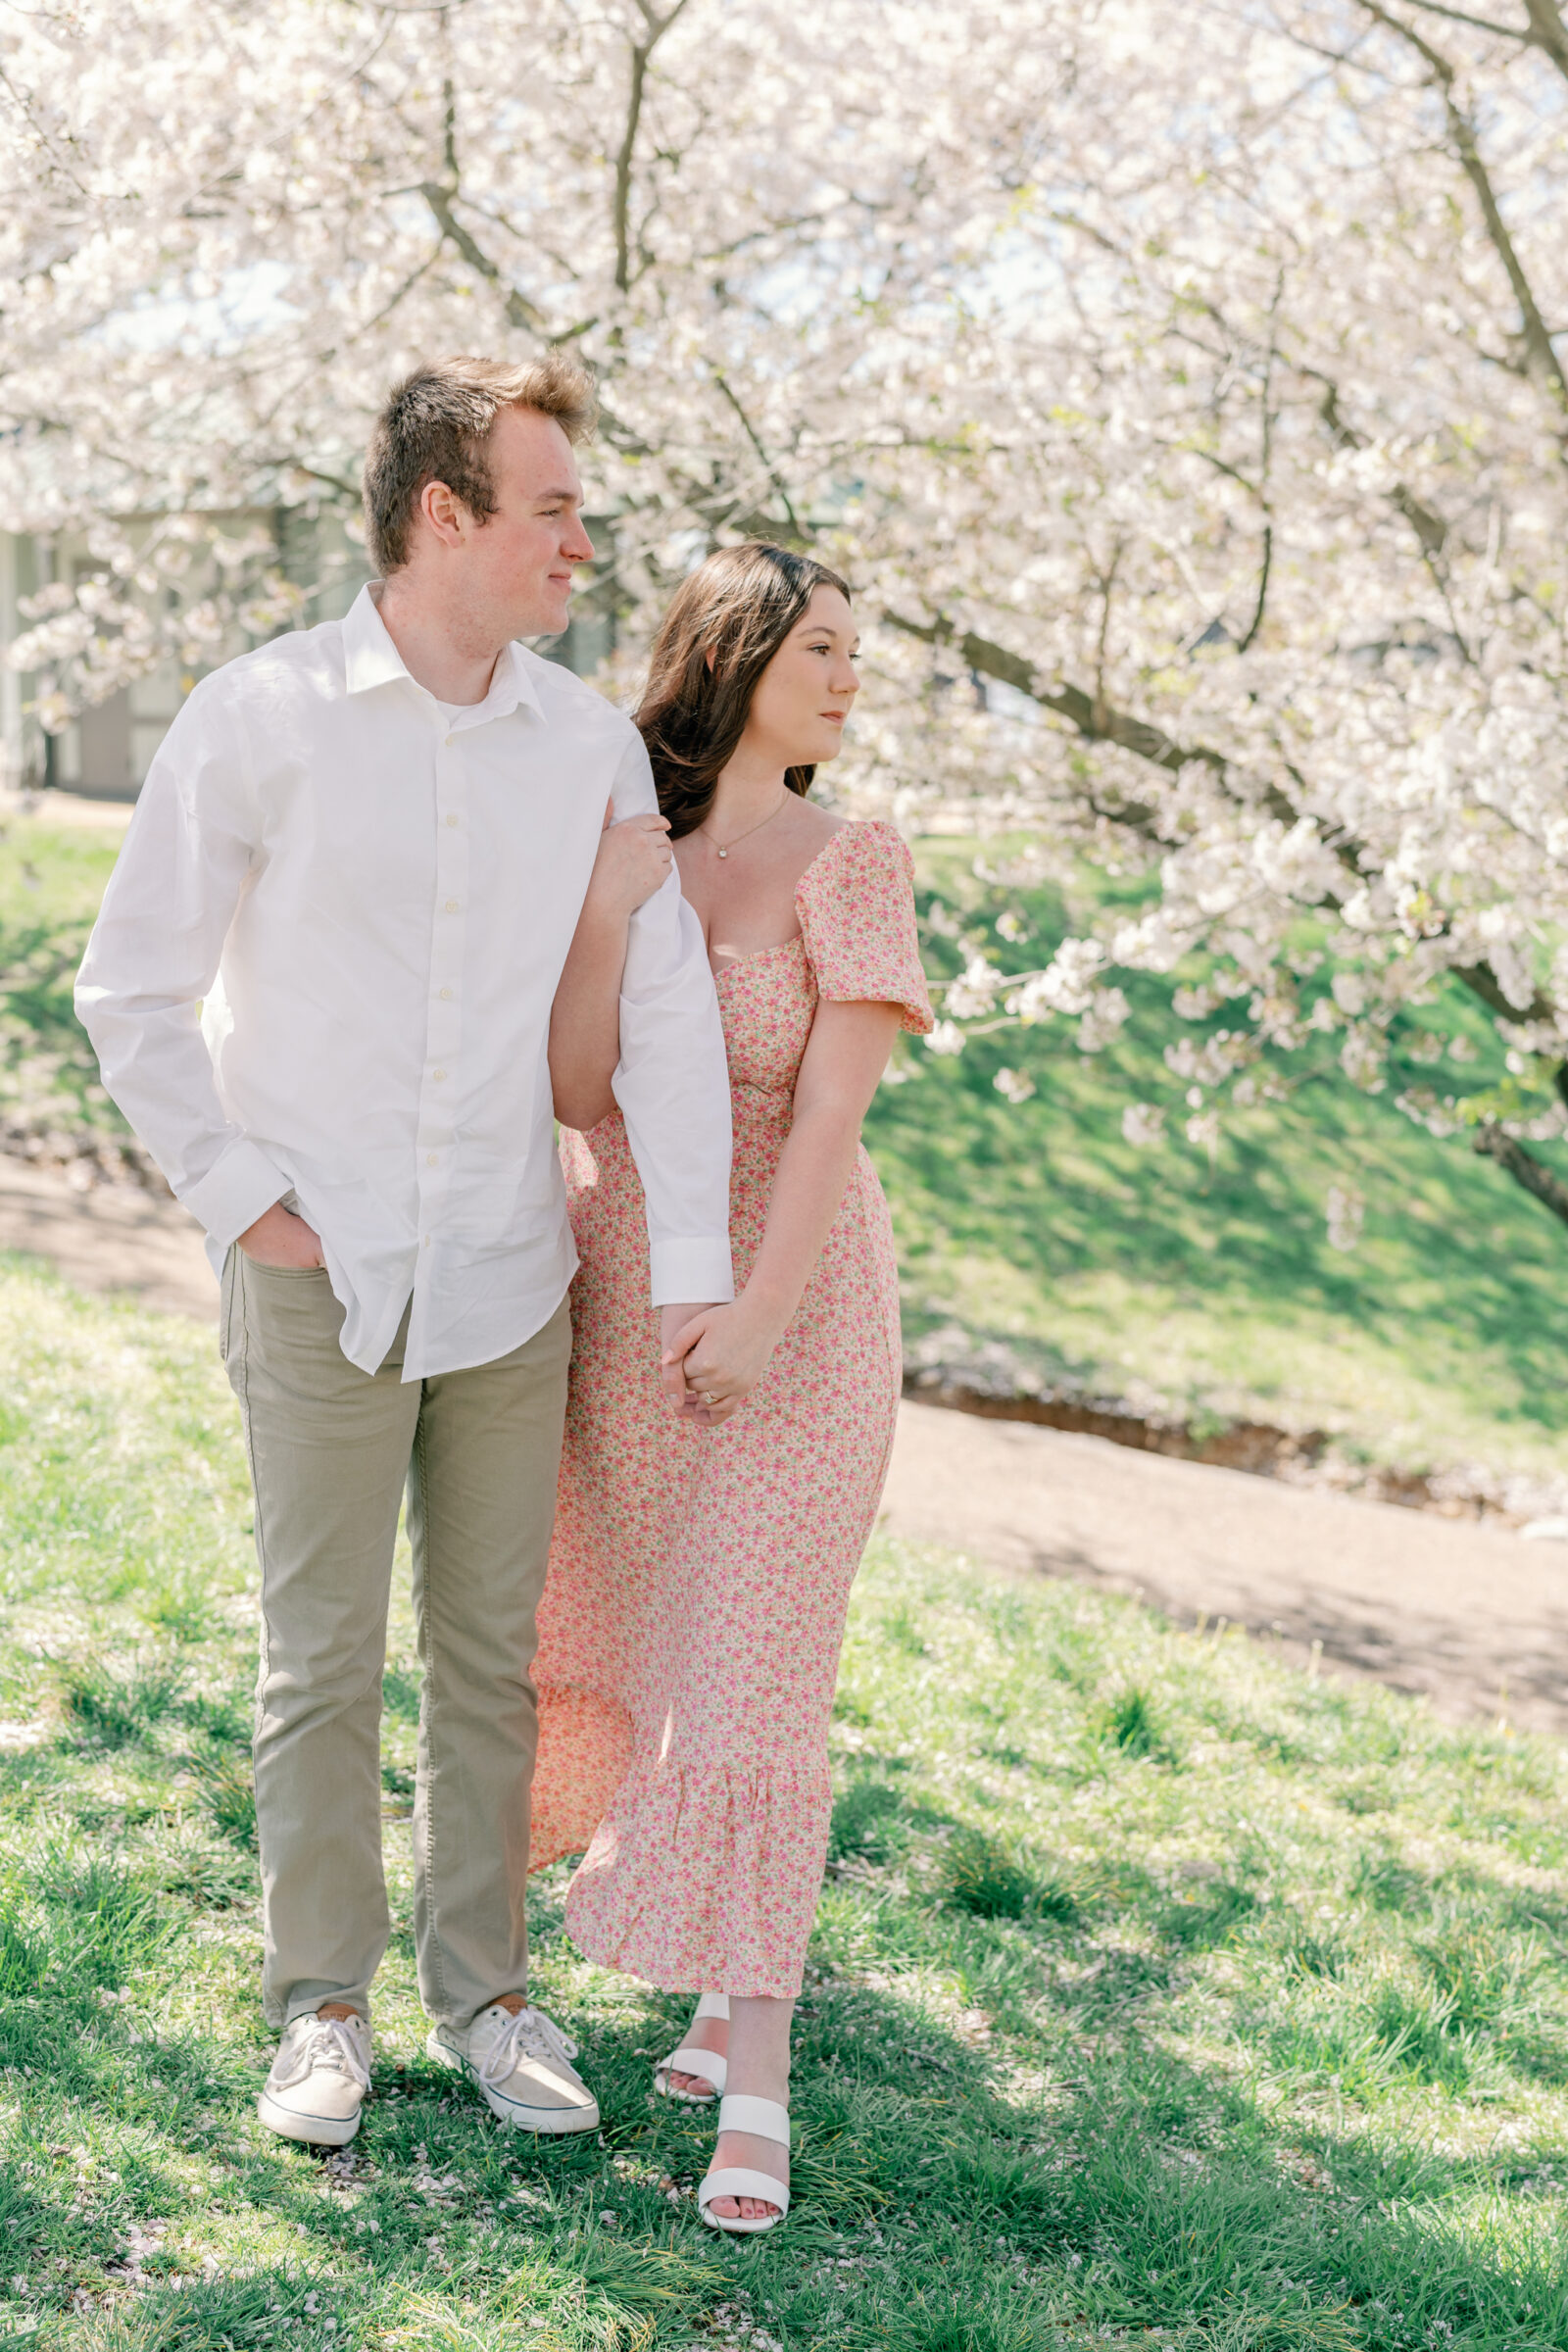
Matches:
[1357,1,1568,415]
[613,0,693,294]
[1472,1121,1568,1227]
[420,178,545,334]
[710,370,804,539]
[1521,0,1568,74]
[1452,961,1558,1025]
[612,48,648,294]
[883,609,1226,783]
[1310,375,1450,552]
[888,611,1568,1064]
[1237,522,1273,653]
[1399,0,1537,39]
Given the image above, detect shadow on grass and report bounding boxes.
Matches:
[798,1972,1568,2349]
[12,1549,1568,2346]
[8,1864,1568,2348]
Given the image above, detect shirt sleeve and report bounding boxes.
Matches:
[606,730,736,1305]
[795,822,935,1034]
[74,681,289,1248]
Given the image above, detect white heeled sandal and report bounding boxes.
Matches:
[653,1991,729,2103]
[698,2092,791,2235]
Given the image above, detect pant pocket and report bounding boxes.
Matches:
[219,1246,236,1366]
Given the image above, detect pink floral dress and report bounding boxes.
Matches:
[529,822,933,1998]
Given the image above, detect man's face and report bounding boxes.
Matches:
[462,405,595,642]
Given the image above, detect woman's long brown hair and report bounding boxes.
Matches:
[635,542,852,839]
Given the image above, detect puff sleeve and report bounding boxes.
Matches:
[794,821,934,1036]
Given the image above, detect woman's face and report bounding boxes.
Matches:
[741,585,860,768]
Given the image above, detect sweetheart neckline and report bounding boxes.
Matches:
[710,932,807,983]
[702,821,869,983]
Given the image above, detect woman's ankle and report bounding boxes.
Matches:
[721,1992,795,2101]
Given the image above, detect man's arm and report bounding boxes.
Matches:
[606,732,735,1313]
[74,682,290,1250]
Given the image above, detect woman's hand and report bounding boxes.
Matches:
[661,1293,788,1425]
[586,801,673,921]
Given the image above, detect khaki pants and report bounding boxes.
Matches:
[220,1250,571,2032]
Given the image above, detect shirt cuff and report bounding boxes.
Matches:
[648,1237,736,1307]
[179,1139,290,1250]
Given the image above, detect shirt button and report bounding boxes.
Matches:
[426,1152,439,1166]
[445,813,460,828]
[433,1068,447,1082]
[444,899,459,913]
[439,986,453,1001]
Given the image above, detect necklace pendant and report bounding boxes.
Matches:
[716,846,728,858]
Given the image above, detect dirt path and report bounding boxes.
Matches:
[882,1403,1568,1736]
[0,1157,218,1320]
[4,1155,1563,1736]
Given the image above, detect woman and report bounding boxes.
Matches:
[531,542,932,2233]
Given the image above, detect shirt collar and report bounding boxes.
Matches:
[341,583,544,723]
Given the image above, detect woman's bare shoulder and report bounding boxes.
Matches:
[793,802,850,846]
[777,800,848,888]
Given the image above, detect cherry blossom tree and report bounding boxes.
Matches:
[855,0,1568,1249]
[4,0,1568,1239]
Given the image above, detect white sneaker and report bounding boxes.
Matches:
[426,2002,599,2134]
[258,2012,371,2146]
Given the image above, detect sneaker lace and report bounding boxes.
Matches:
[298,2018,371,2093]
[478,2004,579,2089]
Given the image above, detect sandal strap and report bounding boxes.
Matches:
[716,2092,791,2144]
[656,2044,727,2092]
[699,2166,791,2217]
[694,1992,729,2021]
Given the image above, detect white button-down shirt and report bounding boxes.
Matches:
[76,585,735,1379]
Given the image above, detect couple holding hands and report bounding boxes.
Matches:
[76,352,931,2236]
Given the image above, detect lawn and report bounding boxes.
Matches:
[5,807,1567,1489]
[5,1258,1568,2350]
[874,843,1568,1489]
[0,818,134,1175]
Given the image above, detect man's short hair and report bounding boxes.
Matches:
[362,354,597,575]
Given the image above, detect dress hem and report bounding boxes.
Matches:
[559,1910,807,2003]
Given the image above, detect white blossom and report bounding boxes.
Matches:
[1326,1186,1365,1253]
[945,956,1004,1019]
[1340,1026,1388,1094]
[1076,986,1131,1053]
[1011,939,1105,1022]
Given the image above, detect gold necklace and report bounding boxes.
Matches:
[701,791,789,859]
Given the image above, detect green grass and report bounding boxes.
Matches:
[869,843,1568,1486]
[5,1261,1568,2349]
[0,815,126,1164]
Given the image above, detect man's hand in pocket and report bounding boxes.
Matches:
[236,1202,324,1268]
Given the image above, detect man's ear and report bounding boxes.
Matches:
[419,478,467,549]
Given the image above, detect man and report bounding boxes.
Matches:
[75,355,734,2147]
